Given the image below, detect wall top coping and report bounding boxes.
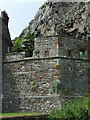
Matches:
[3,52,89,63]
[35,34,88,41]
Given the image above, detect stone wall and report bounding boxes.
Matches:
[2,2,89,113]
[2,52,88,113]
[33,35,88,59]
[33,35,59,58]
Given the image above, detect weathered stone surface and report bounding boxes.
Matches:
[2,2,89,114]
[2,55,88,113]
[33,35,88,59]
[31,2,89,40]
[1,11,13,54]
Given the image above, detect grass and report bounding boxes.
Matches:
[0,113,41,117]
[48,96,89,120]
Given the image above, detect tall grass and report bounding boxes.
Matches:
[48,97,89,120]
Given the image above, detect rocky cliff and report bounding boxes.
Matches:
[16,2,89,51]
[31,2,89,39]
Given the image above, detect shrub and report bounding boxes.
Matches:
[22,30,34,54]
[48,97,88,120]
[12,37,23,52]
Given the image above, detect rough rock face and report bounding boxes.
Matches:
[19,20,34,46]
[18,2,89,47]
[31,2,89,39]
[12,20,34,46]
[19,20,34,39]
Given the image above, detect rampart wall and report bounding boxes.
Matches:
[2,50,89,113]
[1,2,90,114]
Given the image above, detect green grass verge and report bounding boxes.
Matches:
[0,113,40,117]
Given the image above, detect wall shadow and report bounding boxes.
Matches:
[2,56,20,113]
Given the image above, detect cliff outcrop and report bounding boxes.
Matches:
[17,2,89,47]
[31,2,89,39]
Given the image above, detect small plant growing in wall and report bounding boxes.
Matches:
[71,70,75,77]
[32,80,36,85]
[16,64,20,69]
[31,83,38,91]
[79,52,83,58]
[53,82,61,94]
[54,64,61,69]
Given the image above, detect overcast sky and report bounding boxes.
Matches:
[0,0,46,39]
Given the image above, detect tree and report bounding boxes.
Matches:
[12,38,23,52]
[22,30,34,56]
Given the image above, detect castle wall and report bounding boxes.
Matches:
[33,36,59,58]
[2,2,89,113]
[2,52,88,113]
[33,35,88,59]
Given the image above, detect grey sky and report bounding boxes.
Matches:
[0,0,46,39]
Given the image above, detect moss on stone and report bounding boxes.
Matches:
[39,2,47,9]
[16,64,20,69]
[54,64,61,69]
[31,83,38,91]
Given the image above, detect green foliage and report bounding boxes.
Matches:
[24,30,34,40]
[80,52,83,58]
[48,97,88,120]
[12,30,34,55]
[12,38,23,52]
[22,30,34,54]
[0,113,40,117]
[31,83,38,91]
[54,64,61,69]
[53,82,61,94]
